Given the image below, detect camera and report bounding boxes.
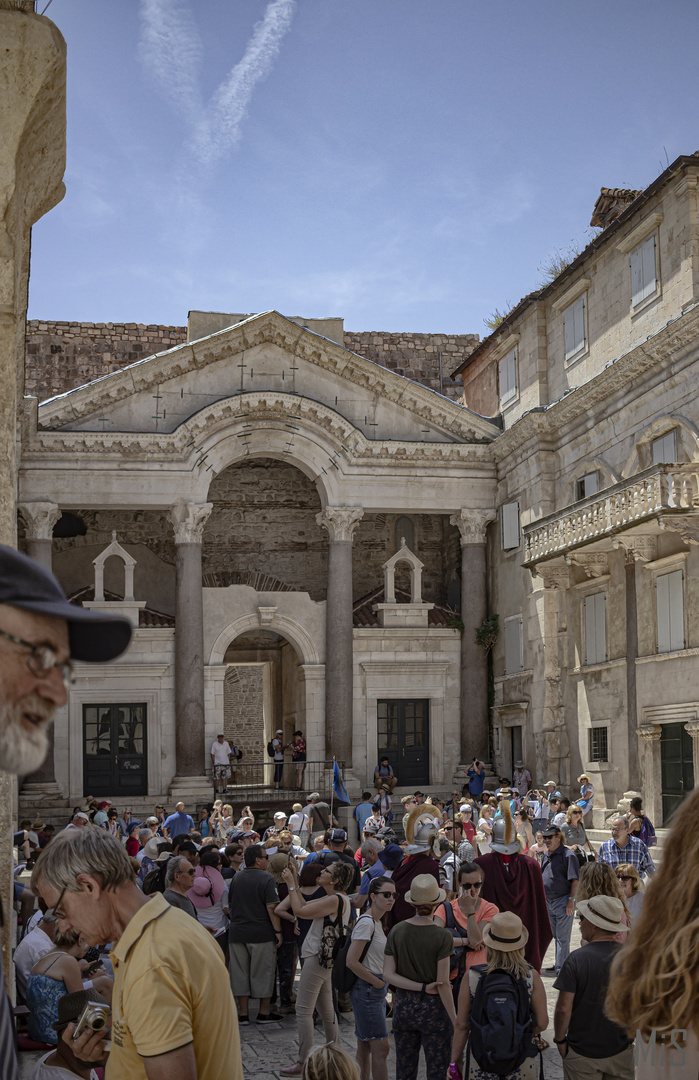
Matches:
[72,1001,111,1040]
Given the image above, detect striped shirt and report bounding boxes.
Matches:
[597,835,656,878]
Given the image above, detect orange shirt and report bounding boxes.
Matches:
[435,897,499,978]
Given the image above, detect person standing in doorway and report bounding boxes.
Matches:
[288,729,307,790]
[272,729,285,790]
[210,732,233,794]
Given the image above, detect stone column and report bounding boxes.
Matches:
[450,510,496,769]
[531,563,570,789]
[636,725,662,827]
[316,507,363,770]
[168,499,212,794]
[17,502,61,786]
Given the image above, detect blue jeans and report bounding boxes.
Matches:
[547,894,574,971]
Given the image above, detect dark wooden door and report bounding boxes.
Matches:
[83,703,147,797]
[660,722,694,824]
[377,700,429,786]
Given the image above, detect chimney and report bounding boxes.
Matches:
[590,187,642,230]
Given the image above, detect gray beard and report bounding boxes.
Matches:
[0,696,52,776]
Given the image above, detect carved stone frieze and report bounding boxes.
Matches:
[449,508,497,546]
[564,552,609,578]
[17,501,60,540]
[316,506,364,543]
[168,499,213,545]
[532,562,570,590]
[611,534,657,563]
[658,514,699,546]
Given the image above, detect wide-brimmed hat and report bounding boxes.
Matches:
[577,774,591,783]
[142,837,161,861]
[482,912,529,952]
[545,780,558,787]
[0,544,132,662]
[404,874,446,906]
[378,843,403,869]
[577,896,627,933]
[515,760,524,768]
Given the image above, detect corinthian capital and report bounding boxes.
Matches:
[18,501,61,541]
[316,506,364,543]
[169,499,213,545]
[450,509,496,546]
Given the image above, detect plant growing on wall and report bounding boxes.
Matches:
[475,613,499,652]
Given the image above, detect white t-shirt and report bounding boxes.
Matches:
[13,925,54,999]
[273,738,284,762]
[211,740,232,765]
[350,914,386,977]
[288,811,310,836]
[30,1051,100,1079]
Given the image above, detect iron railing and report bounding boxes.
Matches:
[210,759,344,804]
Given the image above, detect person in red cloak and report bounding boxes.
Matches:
[385,804,441,930]
[475,799,552,970]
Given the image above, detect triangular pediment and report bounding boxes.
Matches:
[35,310,500,445]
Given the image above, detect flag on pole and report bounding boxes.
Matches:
[333,760,350,805]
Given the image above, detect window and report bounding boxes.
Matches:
[504,615,523,675]
[500,501,520,550]
[630,233,658,307]
[656,569,684,653]
[584,592,607,665]
[651,429,678,465]
[589,727,609,763]
[564,295,586,361]
[498,348,517,407]
[576,471,599,501]
[394,516,415,552]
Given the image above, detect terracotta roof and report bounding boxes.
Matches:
[352,586,459,628]
[68,586,175,628]
[590,187,642,229]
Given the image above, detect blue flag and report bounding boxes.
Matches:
[333,761,350,805]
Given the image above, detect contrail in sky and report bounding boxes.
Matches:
[138,0,296,166]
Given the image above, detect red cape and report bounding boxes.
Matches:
[386,852,440,930]
[474,852,552,970]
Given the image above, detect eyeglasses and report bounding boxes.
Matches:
[616,874,632,881]
[0,628,74,685]
[51,886,68,921]
[179,868,196,876]
[460,881,483,891]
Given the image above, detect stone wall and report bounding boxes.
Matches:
[24,320,479,403]
[224,666,264,758]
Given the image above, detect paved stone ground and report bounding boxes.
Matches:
[18,923,577,1079]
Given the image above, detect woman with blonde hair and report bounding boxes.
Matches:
[561,804,595,862]
[26,929,113,1044]
[576,861,631,942]
[607,786,699,1079]
[450,912,547,1079]
[514,809,534,853]
[302,1044,360,1080]
[613,861,645,920]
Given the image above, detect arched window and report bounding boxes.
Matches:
[394,516,415,553]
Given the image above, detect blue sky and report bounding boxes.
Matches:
[28,0,699,335]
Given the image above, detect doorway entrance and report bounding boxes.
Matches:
[660,722,694,824]
[83,703,147,797]
[377,700,430,787]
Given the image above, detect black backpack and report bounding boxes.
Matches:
[466,965,537,1077]
[331,914,376,993]
[266,740,275,758]
[143,862,167,896]
[442,902,466,974]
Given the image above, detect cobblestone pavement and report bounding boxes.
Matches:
[18,924,579,1079]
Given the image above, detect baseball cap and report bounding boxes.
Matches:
[0,545,132,662]
[542,824,561,837]
[329,828,347,843]
[273,811,288,820]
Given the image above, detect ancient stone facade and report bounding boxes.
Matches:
[224,666,265,758]
[342,330,477,401]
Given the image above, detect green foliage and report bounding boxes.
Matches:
[447,615,464,633]
[483,306,512,332]
[475,613,499,652]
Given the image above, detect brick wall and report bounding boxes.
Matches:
[24,320,479,402]
[224,666,265,758]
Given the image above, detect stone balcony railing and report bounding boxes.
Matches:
[523,463,699,565]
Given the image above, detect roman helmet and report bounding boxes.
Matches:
[489,799,522,855]
[403,804,441,857]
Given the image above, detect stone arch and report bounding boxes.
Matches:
[623,414,699,476]
[557,457,622,510]
[209,612,321,666]
[383,540,424,603]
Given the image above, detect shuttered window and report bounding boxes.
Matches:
[630,234,658,307]
[656,569,684,653]
[499,349,517,406]
[576,471,599,501]
[651,429,677,465]
[564,295,586,361]
[585,592,607,665]
[500,501,520,550]
[504,615,523,675]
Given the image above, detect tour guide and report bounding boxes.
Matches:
[33,827,242,1080]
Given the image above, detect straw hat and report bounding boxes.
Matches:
[482,911,529,952]
[577,774,591,783]
[404,874,446,906]
[577,896,627,934]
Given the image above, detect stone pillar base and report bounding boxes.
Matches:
[20,782,65,804]
[452,762,494,786]
[168,776,214,803]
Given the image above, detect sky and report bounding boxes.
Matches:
[27,0,699,336]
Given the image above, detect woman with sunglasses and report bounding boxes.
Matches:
[346,876,396,1080]
[614,862,645,920]
[561,804,596,862]
[435,862,499,1003]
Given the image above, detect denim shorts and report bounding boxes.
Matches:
[349,977,388,1041]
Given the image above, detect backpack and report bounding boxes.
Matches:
[466,965,536,1077]
[143,863,166,896]
[266,740,275,758]
[442,902,466,974]
[332,914,375,992]
[318,895,347,969]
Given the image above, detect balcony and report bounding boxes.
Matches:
[523,463,699,566]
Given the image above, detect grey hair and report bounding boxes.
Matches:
[164,855,188,887]
[32,824,133,895]
[360,838,381,858]
[137,828,153,843]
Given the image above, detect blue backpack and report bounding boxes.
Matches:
[466,965,538,1077]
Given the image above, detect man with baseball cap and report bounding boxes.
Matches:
[541,824,579,975]
[0,545,132,1080]
[553,896,633,1078]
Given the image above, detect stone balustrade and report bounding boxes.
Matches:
[523,463,699,564]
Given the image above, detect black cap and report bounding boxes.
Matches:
[0,545,132,662]
[542,825,561,837]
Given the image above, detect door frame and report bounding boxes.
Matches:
[659,721,695,825]
[638,703,699,827]
[82,702,149,798]
[376,699,431,787]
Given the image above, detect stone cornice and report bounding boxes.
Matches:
[21,391,496,472]
[35,310,501,444]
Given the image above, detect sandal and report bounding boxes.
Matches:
[533,1035,550,1051]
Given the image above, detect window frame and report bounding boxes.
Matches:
[651,429,678,466]
[504,614,523,676]
[500,501,521,551]
[630,231,660,311]
[575,470,600,501]
[655,566,685,654]
[563,293,588,363]
[498,347,518,408]
[589,726,609,763]
[584,590,607,666]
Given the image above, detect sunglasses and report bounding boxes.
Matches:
[616,874,632,881]
[374,891,396,899]
[179,868,196,876]
[571,810,582,815]
[460,881,483,891]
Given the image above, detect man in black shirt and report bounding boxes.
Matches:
[553,895,633,1078]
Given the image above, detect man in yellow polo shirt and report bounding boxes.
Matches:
[33,826,241,1080]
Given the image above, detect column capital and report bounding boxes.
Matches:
[450,509,496,546]
[611,534,657,563]
[316,506,363,542]
[636,724,662,742]
[169,499,213,545]
[533,562,570,590]
[18,501,61,541]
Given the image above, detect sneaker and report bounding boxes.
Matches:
[256,1012,283,1023]
[543,966,559,974]
[238,1015,249,1026]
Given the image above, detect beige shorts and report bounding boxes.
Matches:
[228,940,276,999]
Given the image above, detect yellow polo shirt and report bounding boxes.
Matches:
[107,893,241,1080]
